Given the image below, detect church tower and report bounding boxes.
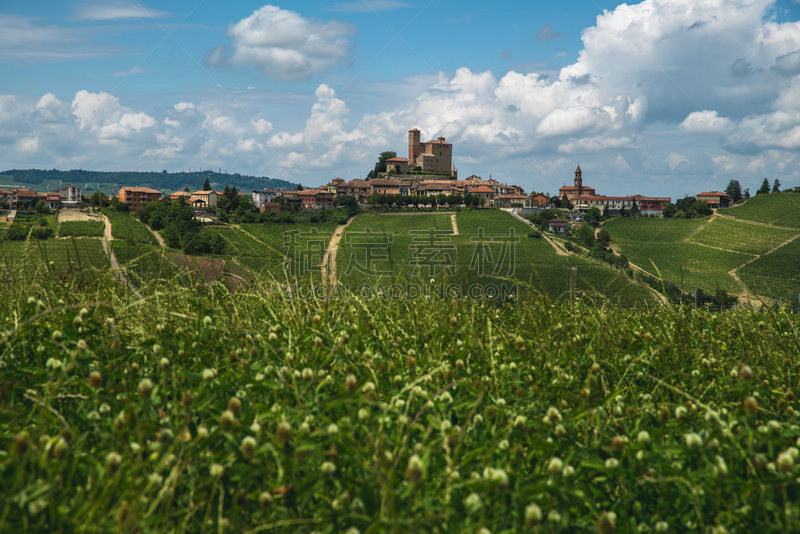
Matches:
[408,129,421,166]
[574,165,583,196]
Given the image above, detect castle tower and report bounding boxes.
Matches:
[574,165,583,196]
[408,129,421,167]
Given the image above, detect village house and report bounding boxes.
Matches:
[166,191,191,201]
[494,194,534,208]
[468,185,496,203]
[13,188,38,209]
[299,189,335,210]
[369,178,404,196]
[260,202,282,214]
[696,191,732,209]
[0,189,12,209]
[252,189,283,206]
[531,193,548,207]
[277,190,302,209]
[189,191,218,209]
[55,184,82,207]
[548,218,569,235]
[337,179,371,199]
[118,187,162,211]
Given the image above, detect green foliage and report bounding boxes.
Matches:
[366,151,398,179]
[58,221,105,238]
[90,190,110,208]
[725,180,743,203]
[2,269,800,533]
[757,178,771,196]
[105,211,158,245]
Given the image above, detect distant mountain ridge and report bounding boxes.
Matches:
[0,169,299,194]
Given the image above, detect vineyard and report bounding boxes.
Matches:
[689,217,798,255]
[58,220,105,238]
[2,267,800,533]
[104,211,158,245]
[737,236,800,301]
[334,211,654,306]
[719,193,800,226]
[0,237,107,276]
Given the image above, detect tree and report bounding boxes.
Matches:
[675,196,696,212]
[203,177,211,190]
[772,179,781,193]
[744,188,751,199]
[689,200,713,217]
[184,186,191,193]
[757,178,770,195]
[367,151,397,179]
[295,184,304,191]
[90,190,110,208]
[724,179,743,203]
[596,228,611,249]
[662,202,676,218]
[586,207,602,225]
[561,194,572,210]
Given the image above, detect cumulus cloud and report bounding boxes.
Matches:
[205,5,356,81]
[667,153,689,171]
[678,110,734,134]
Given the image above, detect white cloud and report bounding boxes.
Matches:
[205,5,357,81]
[75,2,169,21]
[678,110,734,134]
[614,155,632,172]
[668,152,689,171]
[14,137,40,154]
[0,14,120,62]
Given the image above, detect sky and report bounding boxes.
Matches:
[2,0,800,198]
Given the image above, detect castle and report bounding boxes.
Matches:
[384,129,457,178]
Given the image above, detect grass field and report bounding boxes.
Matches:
[2,266,800,533]
[719,193,800,225]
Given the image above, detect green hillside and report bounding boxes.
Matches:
[336,210,655,306]
[604,195,800,302]
[718,192,800,226]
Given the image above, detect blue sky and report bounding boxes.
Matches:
[2,0,800,197]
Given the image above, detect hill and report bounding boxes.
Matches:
[0,169,298,195]
[603,193,800,303]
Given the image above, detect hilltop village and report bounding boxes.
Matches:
[1,129,741,219]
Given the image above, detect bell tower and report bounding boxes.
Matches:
[408,129,421,167]
[574,165,583,196]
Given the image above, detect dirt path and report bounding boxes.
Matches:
[101,214,121,270]
[450,213,459,235]
[149,227,166,248]
[322,216,355,287]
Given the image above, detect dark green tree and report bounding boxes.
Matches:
[90,190,110,208]
[744,188,751,199]
[596,228,611,249]
[757,178,770,195]
[772,179,781,193]
[662,202,676,218]
[203,177,211,190]
[724,179,743,203]
[366,151,397,179]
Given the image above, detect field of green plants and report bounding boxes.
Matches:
[0,237,107,277]
[58,221,105,238]
[689,217,798,256]
[719,193,800,226]
[105,212,158,245]
[335,211,654,306]
[737,236,800,301]
[2,262,800,533]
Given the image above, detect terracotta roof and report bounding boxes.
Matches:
[370,179,404,186]
[15,189,37,197]
[495,194,532,200]
[121,187,161,194]
[697,191,729,197]
[192,190,216,195]
[469,186,496,193]
[423,139,452,146]
[0,189,12,195]
[580,195,634,201]
[385,157,408,162]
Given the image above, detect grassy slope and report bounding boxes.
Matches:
[337,210,653,305]
[2,270,800,532]
[719,192,800,225]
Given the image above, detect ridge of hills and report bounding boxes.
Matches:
[0,168,298,195]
